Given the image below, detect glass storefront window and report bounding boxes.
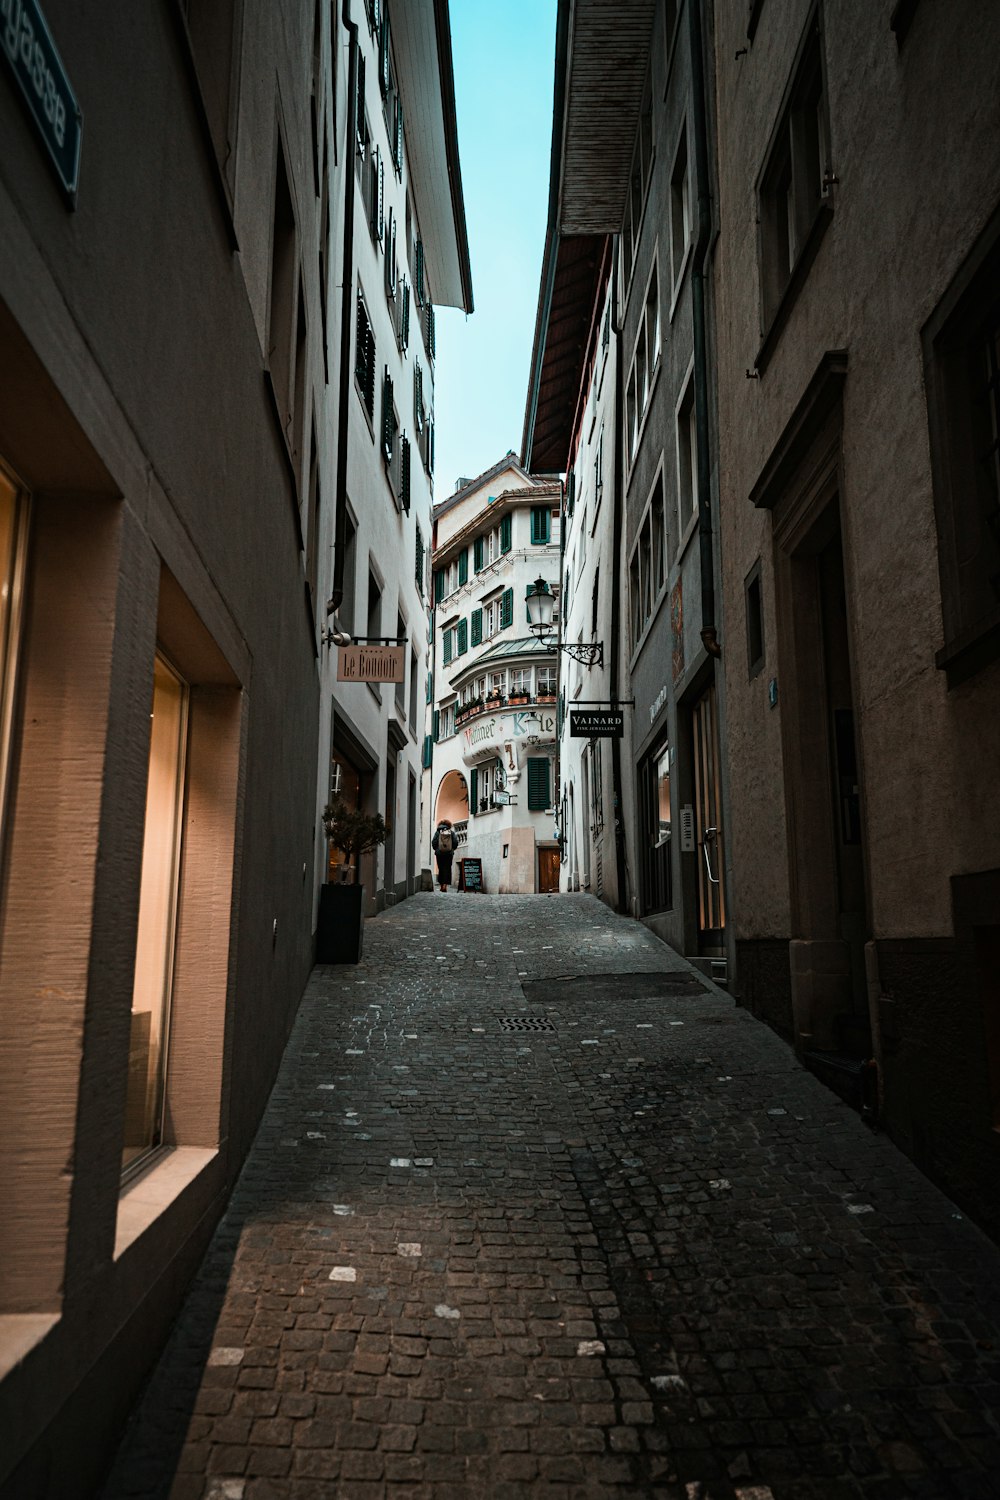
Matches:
[122,654,189,1178]
[327,750,362,880]
[655,743,671,845]
[0,462,30,854]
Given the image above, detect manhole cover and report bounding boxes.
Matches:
[498,1017,556,1031]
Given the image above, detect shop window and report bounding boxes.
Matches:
[0,463,30,856]
[122,655,189,1180]
[640,742,673,913]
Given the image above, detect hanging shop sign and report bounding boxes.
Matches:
[570,709,624,738]
[337,643,405,683]
[2,0,83,201]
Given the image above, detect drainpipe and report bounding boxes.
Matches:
[609,238,629,914]
[689,0,719,659]
[328,2,359,617]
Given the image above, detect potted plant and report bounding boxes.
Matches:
[316,801,387,964]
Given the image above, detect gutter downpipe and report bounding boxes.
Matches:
[689,0,719,658]
[608,239,629,914]
[329,3,359,618]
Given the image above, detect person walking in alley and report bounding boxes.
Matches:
[432,819,455,891]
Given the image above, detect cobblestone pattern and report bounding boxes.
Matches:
[101,893,1000,1500]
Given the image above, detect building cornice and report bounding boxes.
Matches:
[432,485,561,566]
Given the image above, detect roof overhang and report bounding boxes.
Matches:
[522,0,656,471]
[433,483,561,566]
[392,0,474,312]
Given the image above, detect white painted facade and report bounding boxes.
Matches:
[428,458,562,893]
[321,0,471,913]
[559,278,624,907]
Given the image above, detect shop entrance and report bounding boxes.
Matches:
[692,680,726,953]
[538,845,560,892]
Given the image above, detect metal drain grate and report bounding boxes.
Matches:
[498,1017,556,1032]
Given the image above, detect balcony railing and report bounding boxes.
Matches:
[452,819,469,846]
[453,692,557,730]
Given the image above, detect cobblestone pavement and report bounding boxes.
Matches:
[101,893,1000,1500]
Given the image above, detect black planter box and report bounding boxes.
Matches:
[316,882,365,964]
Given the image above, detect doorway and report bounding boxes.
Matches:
[692,680,726,953]
[776,498,871,1053]
[538,845,560,893]
[406,770,417,896]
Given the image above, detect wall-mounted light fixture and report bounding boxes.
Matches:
[525,577,604,668]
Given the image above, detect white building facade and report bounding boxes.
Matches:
[428,456,562,893]
[322,0,472,914]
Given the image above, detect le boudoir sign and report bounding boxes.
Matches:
[337,644,405,683]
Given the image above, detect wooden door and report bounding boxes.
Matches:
[538,846,560,893]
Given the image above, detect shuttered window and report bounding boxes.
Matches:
[355,292,375,418]
[426,670,433,704]
[433,708,440,741]
[415,528,424,592]
[416,239,426,304]
[471,608,483,646]
[500,514,512,553]
[474,536,484,572]
[458,549,468,586]
[434,569,444,603]
[527,757,551,810]
[381,368,395,463]
[422,734,432,768]
[531,506,550,544]
[457,618,468,655]
[443,630,453,665]
[500,587,513,629]
[400,435,411,514]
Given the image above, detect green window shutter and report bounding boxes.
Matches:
[457,618,468,655]
[474,536,484,572]
[566,471,576,516]
[434,569,444,603]
[422,733,432,768]
[394,96,404,173]
[531,506,550,544]
[400,435,411,514]
[443,630,453,665]
[525,583,536,625]
[527,756,551,810]
[433,709,440,742]
[415,527,424,591]
[458,548,468,586]
[426,670,433,704]
[500,587,513,629]
[500,514,512,553]
[471,608,483,646]
[401,280,410,350]
[470,766,478,815]
[416,238,425,303]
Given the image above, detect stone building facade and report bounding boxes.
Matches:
[0,0,469,1492]
[712,0,1000,1237]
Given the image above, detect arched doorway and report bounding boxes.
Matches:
[434,768,469,827]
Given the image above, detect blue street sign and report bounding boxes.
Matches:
[2,0,82,201]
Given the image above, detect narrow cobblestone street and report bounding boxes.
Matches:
[101,895,1000,1500]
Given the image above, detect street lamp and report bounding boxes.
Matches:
[525,576,604,668]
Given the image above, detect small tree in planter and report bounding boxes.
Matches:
[317,802,387,964]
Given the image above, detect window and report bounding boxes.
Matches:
[621,68,654,292]
[500,514,512,553]
[471,607,482,646]
[591,566,600,638]
[924,212,1000,681]
[268,136,297,435]
[640,742,673,913]
[414,526,425,597]
[489,670,505,698]
[483,597,500,638]
[500,586,514,630]
[676,372,698,534]
[537,665,557,697]
[630,477,667,650]
[626,262,661,463]
[745,561,765,677]
[341,512,357,632]
[381,368,400,496]
[457,618,468,655]
[0,464,29,859]
[509,667,530,696]
[758,13,831,335]
[593,426,605,522]
[367,568,382,643]
[591,740,604,833]
[527,756,552,811]
[438,702,455,739]
[530,506,551,545]
[409,647,418,731]
[355,290,376,419]
[183,0,240,189]
[384,206,398,304]
[395,611,406,714]
[122,655,189,1178]
[669,127,690,297]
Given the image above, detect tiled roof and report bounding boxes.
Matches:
[433,451,539,519]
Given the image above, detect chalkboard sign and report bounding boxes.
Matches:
[460,857,484,892]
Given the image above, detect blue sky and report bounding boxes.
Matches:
[434,0,558,501]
